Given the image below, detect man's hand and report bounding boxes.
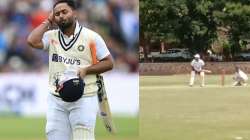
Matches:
[78,68,88,79]
[76,55,113,79]
[27,11,55,49]
[47,11,56,26]
[43,11,56,27]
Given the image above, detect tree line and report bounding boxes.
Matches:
[140,0,250,60]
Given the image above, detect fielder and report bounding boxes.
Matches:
[27,0,113,140]
[233,66,248,86]
[189,54,210,87]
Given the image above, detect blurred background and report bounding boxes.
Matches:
[0,0,139,140]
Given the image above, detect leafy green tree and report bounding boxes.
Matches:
[140,0,250,59]
[213,2,250,56]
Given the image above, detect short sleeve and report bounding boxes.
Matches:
[201,60,205,66]
[191,60,194,66]
[95,34,110,60]
[42,31,51,51]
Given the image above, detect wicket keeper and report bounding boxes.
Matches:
[27,0,113,140]
[233,66,248,86]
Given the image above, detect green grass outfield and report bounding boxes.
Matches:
[0,116,138,140]
[140,74,250,140]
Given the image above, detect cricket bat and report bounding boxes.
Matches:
[202,69,212,73]
[96,75,117,134]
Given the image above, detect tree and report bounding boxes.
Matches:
[213,1,250,56]
[140,0,218,53]
[140,0,250,59]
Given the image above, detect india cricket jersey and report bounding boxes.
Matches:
[42,22,110,97]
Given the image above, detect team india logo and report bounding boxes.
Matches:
[77,45,85,51]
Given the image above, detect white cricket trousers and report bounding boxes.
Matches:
[233,77,247,86]
[46,93,99,140]
[189,71,205,86]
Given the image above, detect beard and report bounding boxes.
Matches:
[57,18,74,32]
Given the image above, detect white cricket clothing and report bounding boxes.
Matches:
[189,71,205,86]
[190,58,205,86]
[42,21,110,97]
[191,59,205,72]
[46,93,98,140]
[42,22,110,60]
[235,69,248,81]
[42,22,109,140]
[73,125,95,140]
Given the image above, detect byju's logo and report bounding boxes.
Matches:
[52,54,59,62]
[51,54,80,65]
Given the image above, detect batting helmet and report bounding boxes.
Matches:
[58,78,85,102]
[194,54,200,58]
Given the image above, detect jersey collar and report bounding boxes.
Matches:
[60,21,81,38]
[58,21,83,51]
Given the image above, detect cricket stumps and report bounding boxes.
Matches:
[221,69,225,86]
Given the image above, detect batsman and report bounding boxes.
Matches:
[189,54,211,87]
[27,0,113,140]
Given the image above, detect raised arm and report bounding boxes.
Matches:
[27,12,54,49]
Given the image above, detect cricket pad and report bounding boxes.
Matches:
[59,78,85,102]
